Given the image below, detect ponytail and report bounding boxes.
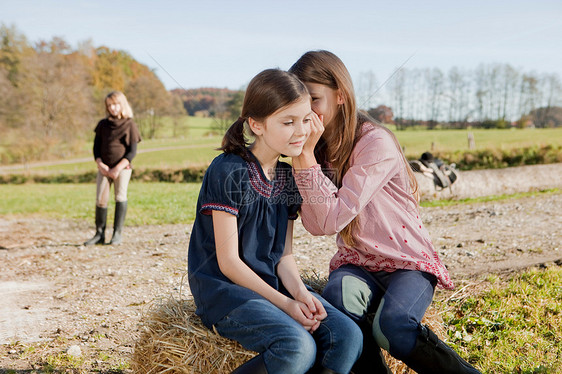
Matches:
[219,117,250,160]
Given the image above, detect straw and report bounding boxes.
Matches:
[132,274,446,373]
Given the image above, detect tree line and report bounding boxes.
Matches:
[0,24,184,164]
[356,65,562,129]
[3,24,561,165]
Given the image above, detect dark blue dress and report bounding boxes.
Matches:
[188,151,301,328]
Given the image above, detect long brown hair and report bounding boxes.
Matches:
[290,50,418,246]
[220,69,309,160]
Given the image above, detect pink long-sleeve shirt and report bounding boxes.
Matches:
[294,123,454,289]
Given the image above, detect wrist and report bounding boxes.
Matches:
[294,154,317,172]
[294,285,310,301]
[275,294,293,312]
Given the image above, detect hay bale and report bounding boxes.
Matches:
[132,298,254,374]
[132,275,447,373]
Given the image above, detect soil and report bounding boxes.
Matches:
[1,164,561,373]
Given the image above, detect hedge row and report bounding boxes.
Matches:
[0,167,209,184]
[2,145,561,184]
[432,145,562,170]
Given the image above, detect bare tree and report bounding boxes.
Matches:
[356,70,378,110]
[388,68,406,129]
[534,73,562,127]
[518,74,540,120]
[426,67,444,128]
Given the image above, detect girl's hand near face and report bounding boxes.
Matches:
[293,113,323,171]
[302,112,324,157]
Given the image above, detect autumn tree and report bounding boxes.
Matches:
[125,73,181,138]
[0,24,185,164]
[19,37,94,159]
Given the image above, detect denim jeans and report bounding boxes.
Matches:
[322,265,437,360]
[213,293,362,374]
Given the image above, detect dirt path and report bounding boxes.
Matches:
[0,165,561,372]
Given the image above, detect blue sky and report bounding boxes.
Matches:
[2,0,561,91]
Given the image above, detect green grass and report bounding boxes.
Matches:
[3,119,562,175]
[437,267,562,373]
[30,142,222,175]
[394,127,562,159]
[0,182,202,225]
[2,184,558,226]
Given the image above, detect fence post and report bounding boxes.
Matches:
[467,132,475,149]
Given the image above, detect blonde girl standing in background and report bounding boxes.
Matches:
[84,91,141,246]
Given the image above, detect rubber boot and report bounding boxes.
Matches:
[109,201,127,245]
[84,206,107,246]
[351,320,392,374]
[403,324,481,374]
[231,354,267,374]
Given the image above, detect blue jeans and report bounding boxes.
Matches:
[214,293,362,374]
[322,265,437,360]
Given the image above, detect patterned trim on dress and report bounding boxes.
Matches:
[201,203,239,216]
[246,161,286,198]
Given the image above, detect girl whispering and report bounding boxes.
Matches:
[290,51,481,374]
[187,69,362,374]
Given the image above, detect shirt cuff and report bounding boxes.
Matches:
[200,203,239,217]
[293,164,322,189]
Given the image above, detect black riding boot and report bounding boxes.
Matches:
[109,201,127,245]
[351,320,392,374]
[84,206,107,246]
[403,324,481,374]
[231,354,267,374]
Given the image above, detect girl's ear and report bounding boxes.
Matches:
[336,90,345,105]
[247,117,264,136]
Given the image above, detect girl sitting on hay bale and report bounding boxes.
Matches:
[290,50,481,374]
[187,69,362,373]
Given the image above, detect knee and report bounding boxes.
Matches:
[268,329,316,372]
[372,301,419,359]
[335,317,363,359]
[323,275,372,321]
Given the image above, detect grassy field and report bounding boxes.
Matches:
[2,182,559,225]
[437,267,562,373]
[394,127,562,159]
[2,116,562,175]
[0,183,201,225]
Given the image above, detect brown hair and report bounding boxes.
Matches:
[220,69,309,160]
[290,50,419,246]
